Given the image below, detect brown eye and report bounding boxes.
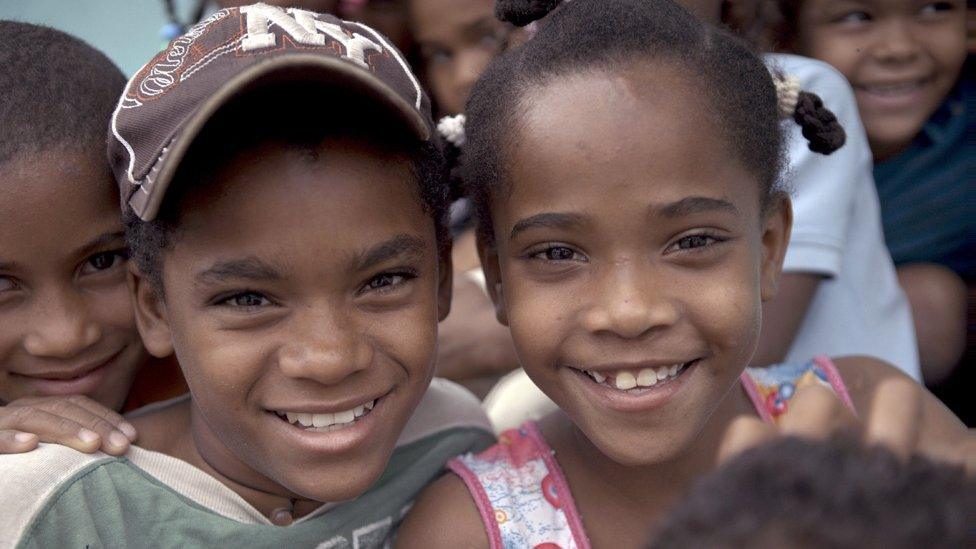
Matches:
[676,235,713,250]
[0,276,16,293]
[79,250,127,275]
[219,292,271,308]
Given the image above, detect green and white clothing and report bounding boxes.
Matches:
[0,378,494,549]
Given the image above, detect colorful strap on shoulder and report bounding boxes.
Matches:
[740,356,856,424]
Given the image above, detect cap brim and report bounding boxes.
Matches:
[130,54,430,221]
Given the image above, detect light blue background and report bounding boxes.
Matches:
[0,1,204,75]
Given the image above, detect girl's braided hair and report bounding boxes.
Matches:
[447,0,845,245]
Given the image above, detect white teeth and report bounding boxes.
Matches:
[636,368,658,387]
[615,371,637,390]
[312,412,334,428]
[669,365,678,376]
[591,371,606,383]
[656,367,669,381]
[277,399,376,430]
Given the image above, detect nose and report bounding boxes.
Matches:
[23,288,101,359]
[275,306,372,385]
[581,262,680,340]
[872,19,921,64]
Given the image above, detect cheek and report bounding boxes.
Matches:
[803,33,861,77]
[90,282,140,336]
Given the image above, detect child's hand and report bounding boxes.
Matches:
[719,378,975,474]
[0,395,137,456]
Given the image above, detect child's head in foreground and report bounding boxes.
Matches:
[112,6,451,503]
[0,22,143,410]
[650,435,974,548]
[463,0,843,466]
[773,0,968,160]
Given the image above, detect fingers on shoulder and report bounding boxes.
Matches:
[397,473,489,549]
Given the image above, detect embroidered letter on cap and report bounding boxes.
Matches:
[240,4,383,69]
[240,4,326,50]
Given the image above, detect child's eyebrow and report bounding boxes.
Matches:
[353,234,428,272]
[73,231,126,258]
[509,212,586,241]
[655,196,739,218]
[195,257,283,286]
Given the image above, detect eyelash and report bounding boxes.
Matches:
[80,249,129,275]
[0,275,17,294]
[665,232,726,254]
[527,244,587,263]
[215,290,274,312]
[359,270,417,296]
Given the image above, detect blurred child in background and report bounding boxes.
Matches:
[771,0,972,387]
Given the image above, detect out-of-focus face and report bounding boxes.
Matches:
[343,0,414,53]
[480,65,790,466]
[794,0,967,161]
[410,0,516,115]
[134,137,449,502]
[0,150,146,410]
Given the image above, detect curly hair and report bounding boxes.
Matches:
[650,436,974,548]
[0,21,126,165]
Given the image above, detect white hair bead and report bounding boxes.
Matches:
[437,114,467,147]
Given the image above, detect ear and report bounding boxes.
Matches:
[760,193,793,303]
[436,239,454,322]
[127,264,175,358]
[476,232,509,326]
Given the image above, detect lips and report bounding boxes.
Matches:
[12,348,123,381]
[854,75,936,108]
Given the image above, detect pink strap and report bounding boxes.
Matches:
[813,355,857,417]
[739,372,775,424]
[446,459,504,549]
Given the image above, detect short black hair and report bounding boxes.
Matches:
[649,436,975,549]
[461,0,842,246]
[124,83,449,292]
[0,21,126,165]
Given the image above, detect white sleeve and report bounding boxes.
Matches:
[770,55,875,277]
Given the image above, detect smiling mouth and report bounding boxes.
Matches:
[573,359,699,392]
[856,76,934,97]
[271,399,376,432]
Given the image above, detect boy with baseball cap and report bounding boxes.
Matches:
[0,5,492,546]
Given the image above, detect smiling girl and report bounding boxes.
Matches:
[397,1,971,546]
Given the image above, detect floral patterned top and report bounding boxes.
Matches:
[447,356,854,549]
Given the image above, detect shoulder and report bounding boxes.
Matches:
[396,472,489,549]
[0,444,114,545]
[397,378,494,447]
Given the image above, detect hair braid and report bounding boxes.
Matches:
[793,91,846,154]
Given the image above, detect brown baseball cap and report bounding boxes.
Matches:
[109,3,433,221]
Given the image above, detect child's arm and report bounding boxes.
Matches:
[834,356,973,471]
[0,395,137,455]
[396,473,490,549]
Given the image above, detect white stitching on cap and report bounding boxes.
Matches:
[181,40,241,82]
[351,21,422,110]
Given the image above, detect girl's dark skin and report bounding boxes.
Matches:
[397,62,970,549]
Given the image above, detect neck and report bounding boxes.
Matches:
[134,399,321,522]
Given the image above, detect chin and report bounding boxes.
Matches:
[586,424,699,467]
[278,457,387,503]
